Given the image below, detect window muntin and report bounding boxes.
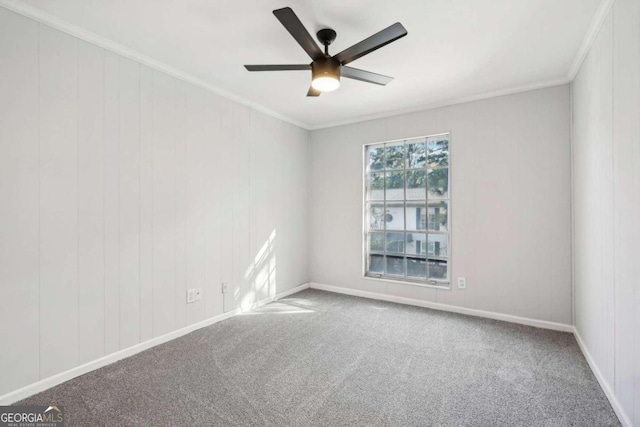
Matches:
[364,134,450,286]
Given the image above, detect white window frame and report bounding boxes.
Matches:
[362,133,451,290]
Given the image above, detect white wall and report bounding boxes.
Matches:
[0,7,309,397]
[572,0,640,424]
[310,85,572,325]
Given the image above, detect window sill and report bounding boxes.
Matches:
[363,274,451,290]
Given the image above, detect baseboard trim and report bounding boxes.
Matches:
[309,282,574,332]
[270,282,310,301]
[573,329,632,427]
[309,283,630,426]
[0,282,310,405]
[241,282,310,312]
[3,281,628,427]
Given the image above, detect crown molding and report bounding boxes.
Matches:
[308,77,570,130]
[0,0,311,130]
[0,0,589,132]
[566,0,615,80]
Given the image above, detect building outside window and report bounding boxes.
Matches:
[364,134,450,286]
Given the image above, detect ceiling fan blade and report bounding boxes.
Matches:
[245,64,311,71]
[273,7,325,61]
[307,86,321,97]
[334,22,407,65]
[341,66,393,86]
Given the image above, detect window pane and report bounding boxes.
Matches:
[428,259,447,280]
[406,233,427,256]
[368,254,384,274]
[385,202,405,230]
[367,145,384,172]
[385,255,404,276]
[427,137,449,168]
[406,201,427,230]
[427,201,448,232]
[427,168,449,199]
[369,232,384,252]
[406,170,426,200]
[367,173,384,200]
[367,203,385,230]
[386,232,404,254]
[364,134,450,286]
[407,257,427,278]
[428,234,448,258]
[406,140,426,168]
[385,171,404,200]
[385,142,404,170]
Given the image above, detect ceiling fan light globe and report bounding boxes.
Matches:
[312,76,340,92]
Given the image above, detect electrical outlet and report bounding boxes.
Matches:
[194,288,202,301]
[457,277,467,290]
[221,282,228,294]
[186,289,196,303]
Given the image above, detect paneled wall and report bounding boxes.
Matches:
[309,85,572,325]
[0,7,309,397]
[572,0,640,424]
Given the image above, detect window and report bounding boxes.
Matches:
[364,134,450,286]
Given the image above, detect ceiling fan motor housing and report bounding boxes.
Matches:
[312,56,341,82]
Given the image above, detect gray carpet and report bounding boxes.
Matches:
[17,289,619,426]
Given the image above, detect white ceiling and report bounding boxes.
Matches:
[8,0,602,129]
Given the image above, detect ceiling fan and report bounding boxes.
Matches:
[244,7,407,96]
